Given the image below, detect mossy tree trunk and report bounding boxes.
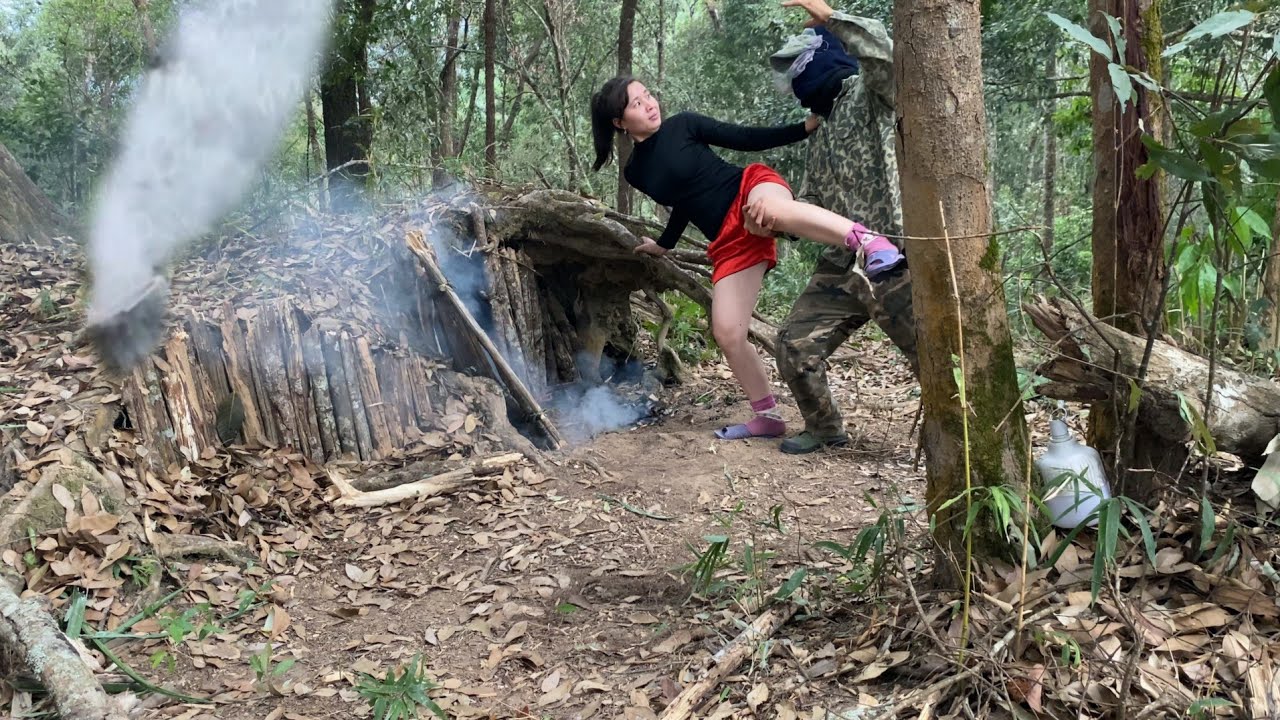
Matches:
[894,0,1028,588]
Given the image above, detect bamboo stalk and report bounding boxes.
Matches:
[339,332,375,460]
[404,229,564,448]
[280,303,325,462]
[218,304,267,446]
[321,331,360,458]
[301,327,340,460]
[251,305,299,452]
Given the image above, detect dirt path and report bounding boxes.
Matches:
[115,340,923,719]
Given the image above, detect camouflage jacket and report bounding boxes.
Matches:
[777,13,904,269]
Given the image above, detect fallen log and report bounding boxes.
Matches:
[1025,296,1280,460]
[0,574,128,720]
[327,452,525,508]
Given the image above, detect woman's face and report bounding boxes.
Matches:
[616,81,661,138]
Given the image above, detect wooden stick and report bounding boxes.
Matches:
[218,304,266,445]
[241,312,282,447]
[328,452,524,507]
[352,452,524,492]
[321,331,360,457]
[408,356,436,430]
[159,331,211,460]
[124,359,178,469]
[373,352,406,448]
[405,229,564,449]
[356,337,395,458]
[280,303,324,463]
[658,603,798,720]
[301,328,340,459]
[186,312,230,401]
[339,333,375,459]
[252,305,300,452]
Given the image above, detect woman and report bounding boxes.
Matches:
[590,75,903,440]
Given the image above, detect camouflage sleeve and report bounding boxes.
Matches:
[824,12,894,106]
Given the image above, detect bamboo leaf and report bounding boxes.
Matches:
[1107,63,1134,109]
[1046,12,1114,60]
[1163,10,1256,57]
[1199,496,1215,558]
[1104,14,1127,60]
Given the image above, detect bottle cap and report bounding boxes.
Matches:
[1049,418,1071,442]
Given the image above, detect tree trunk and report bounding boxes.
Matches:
[657,0,666,85]
[131,0,157,59]
[0,142,66,246]
[1041,43,1057,258]
[434,13,462,188]
[320,0,377,212]
[1026,296,1280,461]
[615,0,639,215]
[1086,0,1167,476]
[1263,191,1280,359]
[483,0,498,176]
[895,0,1027,587]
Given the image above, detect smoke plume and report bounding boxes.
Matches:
[86,0,331,326]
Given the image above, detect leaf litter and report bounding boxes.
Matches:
[0,217,1277,720]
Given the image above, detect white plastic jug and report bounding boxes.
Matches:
[1034,416,1112,529]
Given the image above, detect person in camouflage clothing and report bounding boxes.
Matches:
[765,0,920,454]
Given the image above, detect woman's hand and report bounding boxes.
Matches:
[633,236,669,256]
[804,113,821,134]
[781,0,834,27]
[744,198,777,234]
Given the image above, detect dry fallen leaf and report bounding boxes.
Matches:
[747,683,769,713]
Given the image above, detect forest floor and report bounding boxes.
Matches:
[111,335,929,720]
[3,227,1279,720]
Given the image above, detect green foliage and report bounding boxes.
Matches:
[813,495,920,594]
[250,645,297,687]
[355,655,448,720]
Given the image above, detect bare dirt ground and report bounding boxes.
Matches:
[114,338,925,720]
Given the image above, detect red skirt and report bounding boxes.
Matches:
[707,163,791,284]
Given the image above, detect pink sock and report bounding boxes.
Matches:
[745,414,786,436]
[844,223,895,255]
[748,395,785,434]
[750,395,778,414]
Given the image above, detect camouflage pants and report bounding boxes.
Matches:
[775,256,919,437]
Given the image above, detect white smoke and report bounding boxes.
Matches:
[86,0,332,323]
[551,383,646,444]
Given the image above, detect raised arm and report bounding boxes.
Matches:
[685,112,809,153]
[782,0,894,106]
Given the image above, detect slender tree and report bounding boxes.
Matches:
[895,0,1028,586]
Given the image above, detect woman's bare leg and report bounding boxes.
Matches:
[711,262,786,439]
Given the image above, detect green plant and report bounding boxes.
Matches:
[656,292,719,365]
[682,534,731,598]
[1043,495,1159,602]
[355,655,447,720]
[814,496,921,594]
[249,644,296,687]
[150,604,220,672]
